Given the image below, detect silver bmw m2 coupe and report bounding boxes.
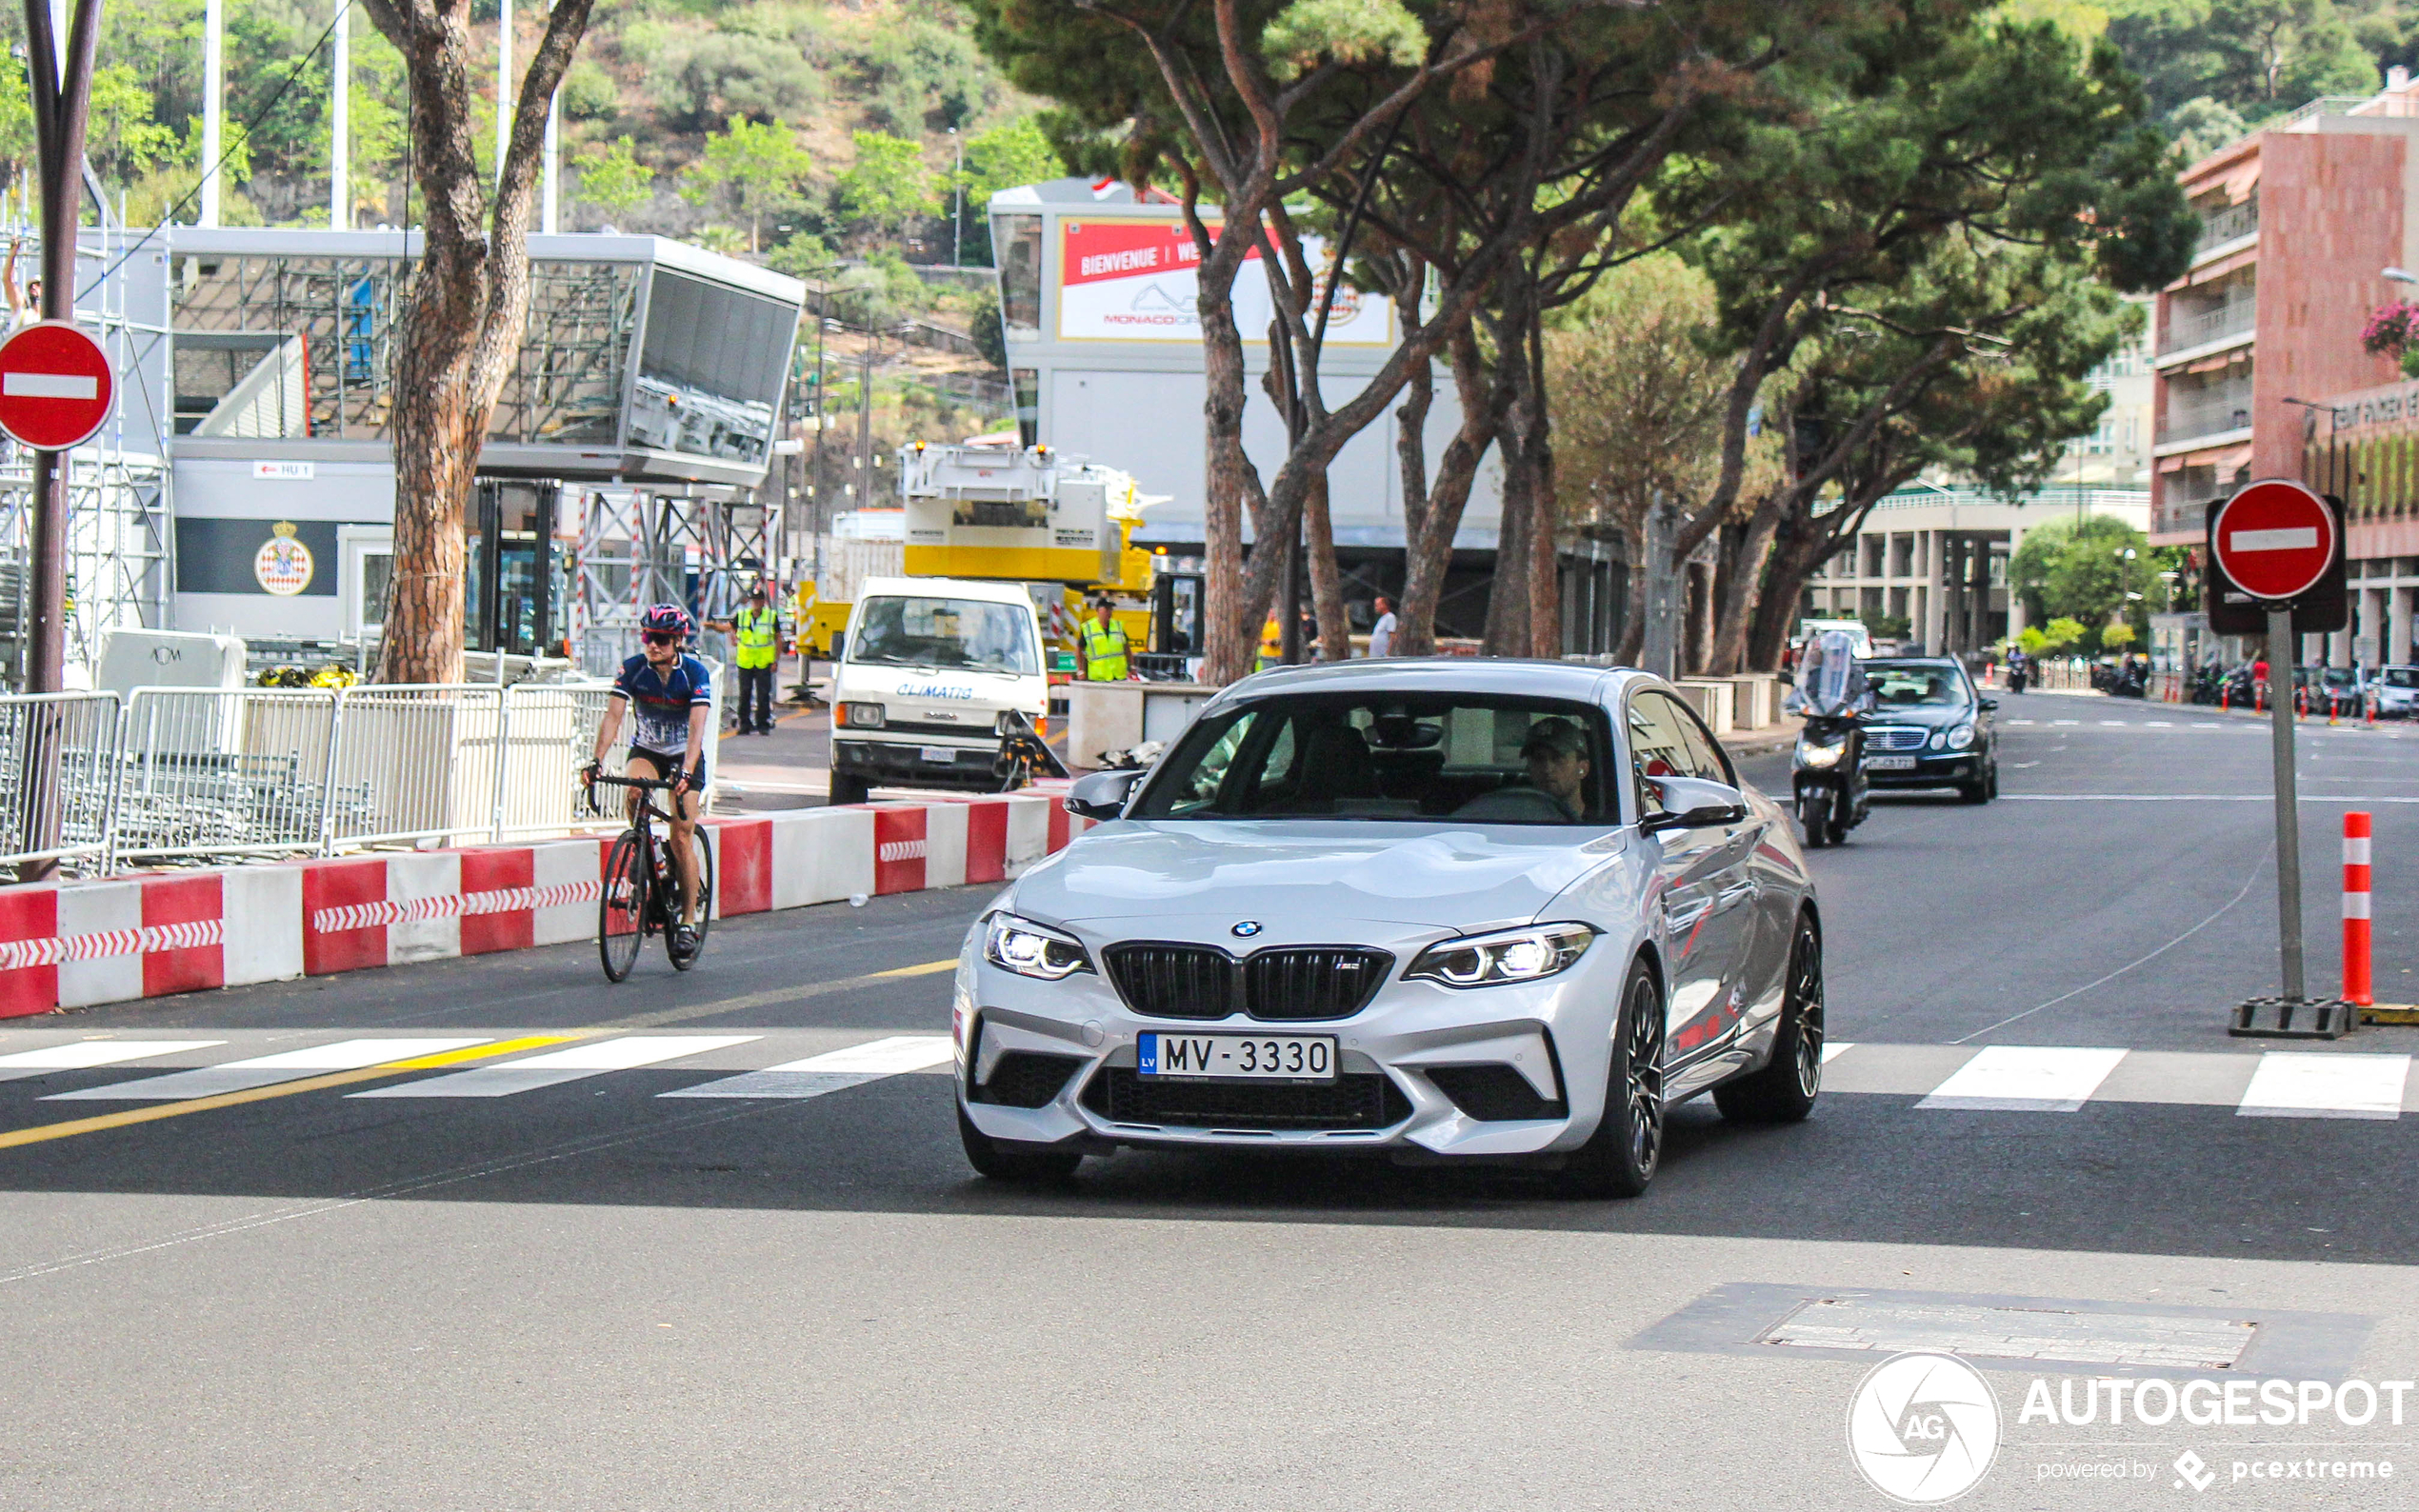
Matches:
[953,659,1825,1197]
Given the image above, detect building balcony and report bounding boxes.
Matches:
[2194,198,2259,256]
[2157,300,2256,360]
[2160,390,2254,448]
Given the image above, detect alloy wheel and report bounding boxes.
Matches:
[1625,972,1667,1173]
[1790,925,1825,1100]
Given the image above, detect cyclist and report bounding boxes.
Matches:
[585,604,711,959]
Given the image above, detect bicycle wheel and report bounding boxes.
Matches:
[598,830,648,983]
[668,827,714,969]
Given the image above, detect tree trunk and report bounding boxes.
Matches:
[1520,311,1558,658]
[364,0,594,686]
[1197,277,1258,685]
[1304,472,1349,659]
[1704,489,1786,675]
[1398,326,1502,655]
[1487,468,1530,655]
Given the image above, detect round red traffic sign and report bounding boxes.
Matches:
[2211,478,2336,603]
[0,320,114,450]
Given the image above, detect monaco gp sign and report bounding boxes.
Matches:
[0,320,113,450]
[2211,478,2337,603]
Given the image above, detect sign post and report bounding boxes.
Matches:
[11,0,102,881]
[2207,477,2352,1038]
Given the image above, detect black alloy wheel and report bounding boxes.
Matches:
[598,831,648,983]
[1713,914,1825,1124]
[1558,959,1667,1199]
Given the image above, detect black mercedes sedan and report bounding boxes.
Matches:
[1855,658,1998,803]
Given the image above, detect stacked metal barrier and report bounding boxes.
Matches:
[2,682,626,879]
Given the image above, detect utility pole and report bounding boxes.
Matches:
[200,0,223,225]
[18,0,103,880]
[330,0,349,229]
[949,128,962,268]
[495,0,511,188]
[856,317,874,510]
[541,86,559,234]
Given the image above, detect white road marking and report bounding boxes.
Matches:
[2006,719,2035,726]
[45,1039,489,1100]
[2053,720,2080,726]
[660,1035,956,1099]
[1916,1046,2129,1112]
[2192,723,2222,727]
[350,1035,760,1098]
[1819,1041,1857,1064]
[0,1041,224,1083]
[2100,720,2129,726]
[2145,721,2172,727]
[2236,1053,2410,1120]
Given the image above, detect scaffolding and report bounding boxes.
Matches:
[0,218,176,688]
[170,252,639,446]
[568,487,780,677]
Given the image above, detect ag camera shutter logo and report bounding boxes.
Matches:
[1846,1350,2002,1503]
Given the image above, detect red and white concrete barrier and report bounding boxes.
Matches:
[0,794,1081,1021]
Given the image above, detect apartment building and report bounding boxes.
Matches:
[2151,70,2419,551]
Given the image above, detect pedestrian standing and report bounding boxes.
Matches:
[710,582,782,734]
[1368,595,1397,658]
[1079,599,1130,681]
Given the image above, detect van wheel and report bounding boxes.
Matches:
[829,773,870,806]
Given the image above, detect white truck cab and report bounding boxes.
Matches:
[828,576,1050,804]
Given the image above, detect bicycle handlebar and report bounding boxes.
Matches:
[588,772,679,790]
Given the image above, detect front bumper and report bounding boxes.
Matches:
[1859,751,1983,788]
[954,922,1624,1162]
[832,734,1003,791]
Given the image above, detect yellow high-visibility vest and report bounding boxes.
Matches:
[733,606,779,668]
[1082,620,1130,681]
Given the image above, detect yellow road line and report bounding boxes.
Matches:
[0,1035,580,1153]
[870,959,959,979]
[594,958,960,1030]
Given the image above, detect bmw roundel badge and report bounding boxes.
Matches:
[1231,921,1263,938]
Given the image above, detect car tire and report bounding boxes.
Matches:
[957,1103,1082,1182]
[1558,958,1666,1199]
[1958,772,1989,804]
[1713,914,1825,1124]
[829,773,871,806]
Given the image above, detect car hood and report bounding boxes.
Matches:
[1012,820,1621,930]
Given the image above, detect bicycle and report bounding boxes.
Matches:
[587,771,715,983]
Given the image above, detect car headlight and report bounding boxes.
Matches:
[1796,735,1846,769]
[1408,923,1595,987]
[1929,726,1947,750]
[1948,723,1975,750]
[841,701,886,729]
[984,913,1094,980]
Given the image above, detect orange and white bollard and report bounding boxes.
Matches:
[2345,810,2373,1008]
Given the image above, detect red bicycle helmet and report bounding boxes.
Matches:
[639,603,694,638]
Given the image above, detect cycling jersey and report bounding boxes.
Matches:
[613,651,712,756]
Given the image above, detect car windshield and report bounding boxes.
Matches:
[1130,692,1616,825]
[2322,668,2357,687]
[848,596,1038,676]
[2386,668,2419,688]
[1862,664,1969,706]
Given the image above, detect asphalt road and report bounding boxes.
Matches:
[4,691,2417,1511]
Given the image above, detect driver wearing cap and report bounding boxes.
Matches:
[1521,717,1590,821]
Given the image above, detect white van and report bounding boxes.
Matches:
[828,576,1050,804]
[1796,618,1875,660]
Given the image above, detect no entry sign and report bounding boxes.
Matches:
[2211,478,2337,603]
[0,320,113,450]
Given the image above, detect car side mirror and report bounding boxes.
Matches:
[1067,766,1145,822]
[1978,697,1998,711]
[1640,775,1749,833]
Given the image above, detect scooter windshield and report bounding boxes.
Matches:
[1802,629,1863,716]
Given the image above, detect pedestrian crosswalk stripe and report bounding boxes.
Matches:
[2235,1052,2411,1120]
[0,1041,223,1082]
[1820,1041,1856,1064]
[1915,1045,2129,1112]
[349,1035,760,1099]
[660,1036,954,1099]
[46,1038,490,1101]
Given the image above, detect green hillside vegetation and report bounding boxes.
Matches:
[0,0,1060,280]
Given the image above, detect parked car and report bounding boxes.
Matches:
[956,660,1826,1199]
[2370,666,2419,719]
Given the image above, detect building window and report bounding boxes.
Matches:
[996,214,1043,342]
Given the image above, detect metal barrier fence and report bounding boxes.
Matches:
[4,682,626,880]
[0,691,123,875]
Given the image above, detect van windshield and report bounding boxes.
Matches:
[850,597,1038,676]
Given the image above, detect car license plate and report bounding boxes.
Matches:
[919,746,959,764]
[1864,754,1917,770]
[1138,1031,1336,1083]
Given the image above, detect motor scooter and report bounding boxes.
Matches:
[1791,709,1870,847]
[2005,659,2029,695]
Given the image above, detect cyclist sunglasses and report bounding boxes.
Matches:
[642,630,679,646]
